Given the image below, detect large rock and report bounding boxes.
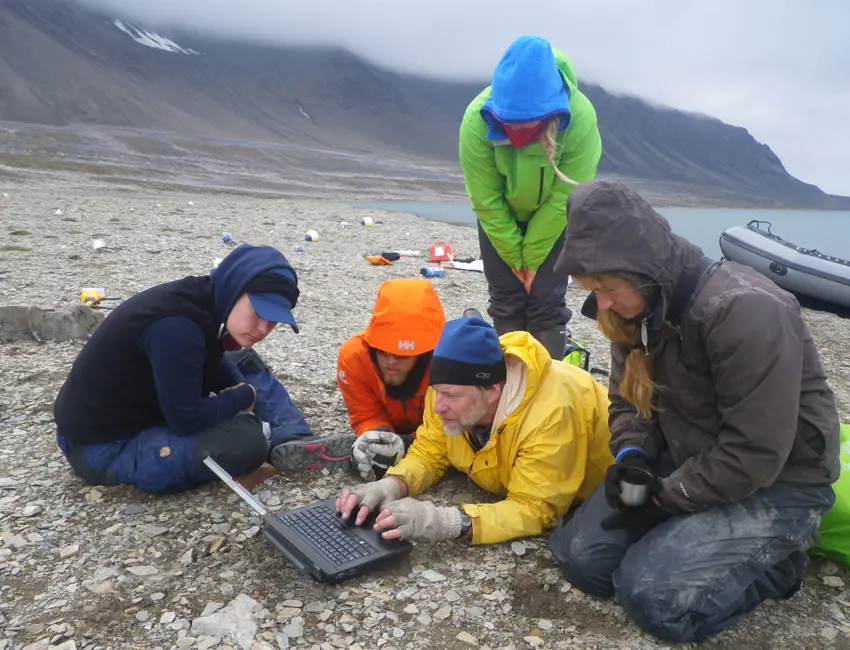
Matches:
[190,594,261,650]
[0,304,104,342]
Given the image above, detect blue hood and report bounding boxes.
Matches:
[209,244,299,333]
[480,35,571,141]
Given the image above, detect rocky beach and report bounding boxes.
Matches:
[1,187,849,650]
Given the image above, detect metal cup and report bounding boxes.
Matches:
[617,465,654,506]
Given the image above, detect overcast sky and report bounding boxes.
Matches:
[78,0,850,196]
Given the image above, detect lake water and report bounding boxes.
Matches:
[352,201,850,260]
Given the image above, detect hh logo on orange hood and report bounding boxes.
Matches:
[363,279,446,355]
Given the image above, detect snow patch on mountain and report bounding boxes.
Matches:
[114,19,200,55]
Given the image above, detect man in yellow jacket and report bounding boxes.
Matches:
[335,316,613,545]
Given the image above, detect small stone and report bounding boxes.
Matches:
[87,489,103,501]
[3,535,27,549]
[101,523,122,535]
[417,613,432,625]
[48,642,76,650]
[281,600,303,608]
[208,537,226,554]
[135,610,150,622]
[318,609,333,622]
[176,638,196,650]
[281,622,303,638]
[433,607,452,620]
[59,544,79,559]
[820,626,837,641]
[150,592,165,602]
[511,542,526,556]
[819,562,840,576]
[85,581,114,595]
[266,495,280,506]
[27,532,44,543]
[395,586,419,600]
[197,636,221,650]
[200,602,224,617]
[421,570,446,583]
[275,633,290,650]
[160,611,176,624]
[455,631,478,646]
[445,590,461,602]
[127,565,158,577]
[179,549,194,565]
[537,619,552,631]
[124,504,146,516]
[524,637,544,648]
[823,576,845,588]
[145,526,168,537]
[21,504,41,517]
[403,604,419,615]
[392,628,403,638]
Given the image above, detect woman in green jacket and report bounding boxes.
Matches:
[458,35,602,359]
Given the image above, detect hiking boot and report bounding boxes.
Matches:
[269,433,358,473]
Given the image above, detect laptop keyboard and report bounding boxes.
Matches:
[278,502,378,567]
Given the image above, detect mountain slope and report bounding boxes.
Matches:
[0,0,845,208]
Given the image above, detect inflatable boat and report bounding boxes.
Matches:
[719,220,850,309]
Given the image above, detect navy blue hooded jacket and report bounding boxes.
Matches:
[54,245,298,444]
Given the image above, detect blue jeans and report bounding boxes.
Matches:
[548,471,835,643]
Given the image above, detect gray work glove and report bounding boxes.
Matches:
[382,498,463,542]
[350,430,406,482]
[347,476,403,513]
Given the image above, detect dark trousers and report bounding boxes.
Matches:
[56,349,310,494]
[477,222,571,341]
[548,469,835,643]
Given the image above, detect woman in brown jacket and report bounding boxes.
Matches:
[548,180,840,643]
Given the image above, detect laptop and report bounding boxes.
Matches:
[204,457,413,584]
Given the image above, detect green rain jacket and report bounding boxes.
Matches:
[459,48,602,272]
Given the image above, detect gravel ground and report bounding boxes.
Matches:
[1,188,849,650]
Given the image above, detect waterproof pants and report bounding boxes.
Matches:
[548,467,835,643]
[56,349,311,494]
[477,222,571,359]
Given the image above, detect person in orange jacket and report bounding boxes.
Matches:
[337,278,447,481]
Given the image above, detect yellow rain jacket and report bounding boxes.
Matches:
[386,331,614,545]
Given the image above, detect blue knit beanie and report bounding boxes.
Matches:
[428,317,507,386]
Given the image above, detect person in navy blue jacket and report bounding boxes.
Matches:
[53,244,355,494]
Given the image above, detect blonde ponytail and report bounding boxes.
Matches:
[596,309,659,419]
[540,119,579,186]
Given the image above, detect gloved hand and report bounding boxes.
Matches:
[350,430,406,482]
[605,448,657,510]
[600,495,672,532]
[375,497,462,542]
[335,476,403,526]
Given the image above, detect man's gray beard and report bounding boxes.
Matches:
[440,395,490,437]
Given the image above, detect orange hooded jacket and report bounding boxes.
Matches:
[337,279,446,435]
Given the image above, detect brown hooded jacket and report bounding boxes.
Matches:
[555,180,840,514]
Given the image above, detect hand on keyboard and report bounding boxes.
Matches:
[335,476,405,526]
[373,498,463,542]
